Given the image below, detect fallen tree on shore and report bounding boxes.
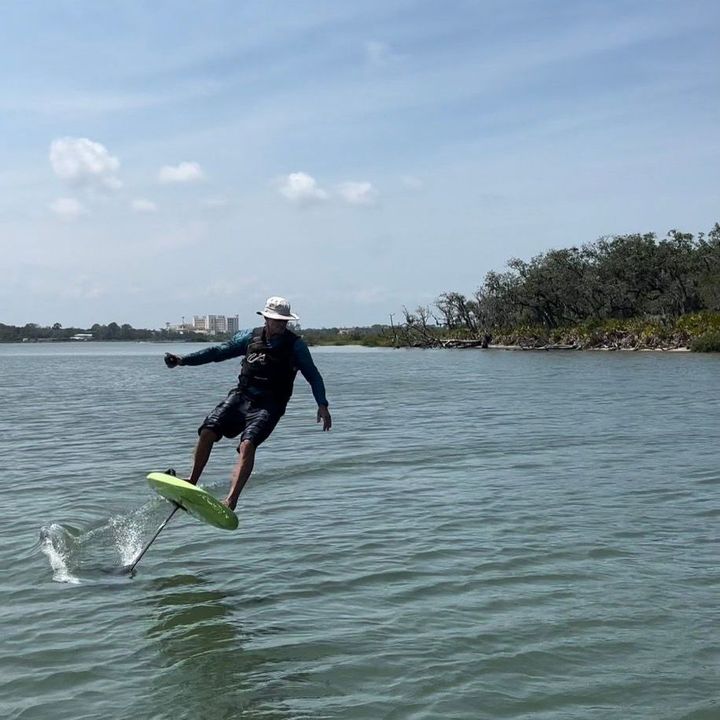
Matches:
[397,313,720,352]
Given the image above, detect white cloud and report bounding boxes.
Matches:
[338,181,378,206]
[49,197,87,220]
[277,172,328,204]
[49,137,121,190]
[158,161,205,183]
[131,198,157,212]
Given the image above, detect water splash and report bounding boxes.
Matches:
[39,500,169,582]
[39,523,81,584]
[109,512,147,566]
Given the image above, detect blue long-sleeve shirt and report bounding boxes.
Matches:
[181,329,328,406]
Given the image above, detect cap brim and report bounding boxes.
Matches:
[257,310,300,321]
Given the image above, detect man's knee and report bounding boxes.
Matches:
[238,439,256,458]
[199,427,220,443]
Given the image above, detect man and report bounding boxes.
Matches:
[164,296,331,510]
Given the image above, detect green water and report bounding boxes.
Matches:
[1,343,718,719]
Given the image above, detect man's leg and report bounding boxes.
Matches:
[190,389,244,484]
[189,428,219,485]
[224,403,282,510]
[224,439,256,510]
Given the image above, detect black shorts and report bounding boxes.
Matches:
[199,389,282,448]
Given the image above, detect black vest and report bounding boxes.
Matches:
[238,327,298,408]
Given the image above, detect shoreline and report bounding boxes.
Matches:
[485,343,692,353]
[0,338,699,353]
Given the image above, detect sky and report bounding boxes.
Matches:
[1,0,719,329]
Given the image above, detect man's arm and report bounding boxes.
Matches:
[164,330,252,368]
[293,339,332,430]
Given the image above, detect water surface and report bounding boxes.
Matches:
[1,343,718,719]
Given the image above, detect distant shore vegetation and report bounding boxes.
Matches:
[0,320,399,347]
[0,320,398,348]
[0,322,202,343]
[4,224,719,352]
[398,223,720,353]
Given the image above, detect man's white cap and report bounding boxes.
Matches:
[257,296,299,321]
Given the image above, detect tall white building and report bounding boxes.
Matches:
[190,314,240,334]
[207,315,225,334]
[192,315,208,332]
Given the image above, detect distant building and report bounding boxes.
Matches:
[207,315,226,334]
[185,314,241,335]
[193,315,208,332]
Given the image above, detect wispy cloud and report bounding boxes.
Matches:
[202,196,230,208]
[49,197,87,221]
[131,198,157,213]
[158,162,205,183]
[338,181,378,206]
[276,173,378,206]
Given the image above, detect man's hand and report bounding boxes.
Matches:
[164,353,183,368]
[317,405,332,431]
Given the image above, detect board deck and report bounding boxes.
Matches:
[147,472,239,530]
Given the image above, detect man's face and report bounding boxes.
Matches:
[265,318,288,336]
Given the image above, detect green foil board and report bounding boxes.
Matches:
[147,472,239,531]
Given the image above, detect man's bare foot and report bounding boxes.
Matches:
[222,496,238,511]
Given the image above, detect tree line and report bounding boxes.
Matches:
[0,321,394,346]
[399,224,720,350]
[0,322,208,343]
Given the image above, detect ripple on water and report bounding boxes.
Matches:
[1,346,719,719]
